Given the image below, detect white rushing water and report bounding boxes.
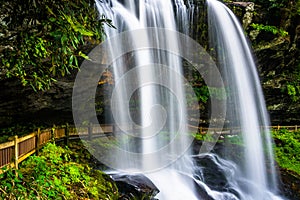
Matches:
[207,0,283,199]
[93,0,285,199]
[95,0,198,199]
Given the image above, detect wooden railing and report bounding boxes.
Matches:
[187,124,300,134]
[0,123,299,173]
[0,124,114,173]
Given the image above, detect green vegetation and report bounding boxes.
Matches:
[272,129,300,175]
[0,0,113,91]
[0,123,47,143]
[282,63,300,103]
[0,142,119,199]
[253,0,299,14]
[192,132,220,142]
[250,23,288,37]
[286,83,300,102]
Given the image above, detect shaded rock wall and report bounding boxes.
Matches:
[228,0,300,124]
[0,78,73,127]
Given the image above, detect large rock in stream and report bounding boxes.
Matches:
[109,173,159,200]
[108,167,239,200]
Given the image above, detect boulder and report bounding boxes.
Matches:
[109,173,159,200]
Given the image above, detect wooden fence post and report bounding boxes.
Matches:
[36,128,40,156]
[14,136,19,170]
[51,125,56,141]
[65,124,69,145]
[295,125,298,132]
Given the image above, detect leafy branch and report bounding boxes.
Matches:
[0,0,114,91]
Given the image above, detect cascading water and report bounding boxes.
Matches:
[89,0,285,199]
[95,0,198,199]
[207,0,283,199]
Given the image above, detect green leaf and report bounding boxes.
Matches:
[50,31,63,39]
[49,17,56,22]
[74,56,78,67]
[75,25,94,36]
[69,55,74,65]
[78,51,90,60]
[61,34,68,45]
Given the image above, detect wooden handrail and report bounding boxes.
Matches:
[188,124,300,132]
[0,140,14,149]
[0,123,299,173]
[0,124,115,173]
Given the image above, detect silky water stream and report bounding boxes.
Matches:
[73,0,286,199]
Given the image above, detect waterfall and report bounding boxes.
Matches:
[207,0,280,198]
[95,0,198,199]
[77,0,287,199]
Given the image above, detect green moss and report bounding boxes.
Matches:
[250,23,288,37]
[272,129,300,175]
[0,142,119,199]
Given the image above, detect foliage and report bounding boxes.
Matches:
[0,123,47,143]
[0,143,119,199]
[183,63,210,105]
[0,0,113,91]
[272,129,300,175]
[252,0,296,11]
[183,66,228,112]
[286,84,300,102]
[192,86,210,104]
[192,132,222,143]
[264,0,300,14]
[268,0,290,9]
[282,63,300,102]
[250,23,288,37]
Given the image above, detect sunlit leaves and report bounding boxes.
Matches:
[250,23,288,37]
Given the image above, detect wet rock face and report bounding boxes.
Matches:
[194,155,228,191]
[109,171,218,200]
[226,1,300,124]
[109,173,159,200]
[279,168,300,200]
[254,33,300,124]
[192,154,241,199]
